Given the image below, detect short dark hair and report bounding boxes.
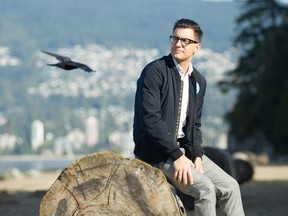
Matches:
[173,18,203,43]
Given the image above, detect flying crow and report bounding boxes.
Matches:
[41,50,95,73]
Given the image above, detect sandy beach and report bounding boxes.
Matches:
[0,164,288,216]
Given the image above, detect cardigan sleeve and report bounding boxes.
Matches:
[136,62,183,161]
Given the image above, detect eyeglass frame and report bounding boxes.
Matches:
[169,35,199,46]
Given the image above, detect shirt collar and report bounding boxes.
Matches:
[172,57,193,77]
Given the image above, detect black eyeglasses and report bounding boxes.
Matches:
[169,35,198,46]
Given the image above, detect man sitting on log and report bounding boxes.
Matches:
[133,18,245,216]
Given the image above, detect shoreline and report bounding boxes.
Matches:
[1,164,288,216]
[0,156,77,177]
[0,154,82,161]
[1,164,288,192]
[0,163,288,192]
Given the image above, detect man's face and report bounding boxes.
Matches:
[170,28,200,64]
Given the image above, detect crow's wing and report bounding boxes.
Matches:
[41,50,71,62]
[70,61,95,72]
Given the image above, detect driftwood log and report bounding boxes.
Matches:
[204,147,255,184]
[233,151,255,184]
[39,152,186,216]
[203,147,236,177]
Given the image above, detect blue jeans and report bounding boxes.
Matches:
[157,155,245,216]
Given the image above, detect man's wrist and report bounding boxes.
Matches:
[171,148,184,161]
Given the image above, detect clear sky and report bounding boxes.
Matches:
[204,0,288,3]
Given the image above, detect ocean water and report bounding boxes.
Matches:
[0,155,77,176]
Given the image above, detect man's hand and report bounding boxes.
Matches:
[194,157,204,174]
[173,155,194,186]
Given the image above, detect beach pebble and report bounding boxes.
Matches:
[2,168,24,180]
[25,169,42,177]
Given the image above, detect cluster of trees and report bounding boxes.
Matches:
[219,0,288,154]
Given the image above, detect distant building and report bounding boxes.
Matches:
[67,129,85,145]
[31,120,44,150]
[54,137,68,156]
[0,133,17,150]
[54,129,85,156]
[85,116,99,147]
[109,130,134,158]
[216,132,228,149]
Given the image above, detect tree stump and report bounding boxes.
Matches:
[39,151,186,216]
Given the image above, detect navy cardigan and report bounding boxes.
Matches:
[133,54,206,165]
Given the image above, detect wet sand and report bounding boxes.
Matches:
[0,165,288,216]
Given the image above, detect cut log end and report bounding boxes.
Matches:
[39,152,186,216]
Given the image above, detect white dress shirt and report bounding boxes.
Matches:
[172,58,193,139]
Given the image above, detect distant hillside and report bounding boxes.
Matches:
[0,0,240,57]
[0,0,241,154]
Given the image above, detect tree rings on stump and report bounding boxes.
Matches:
[39,151,186,216]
